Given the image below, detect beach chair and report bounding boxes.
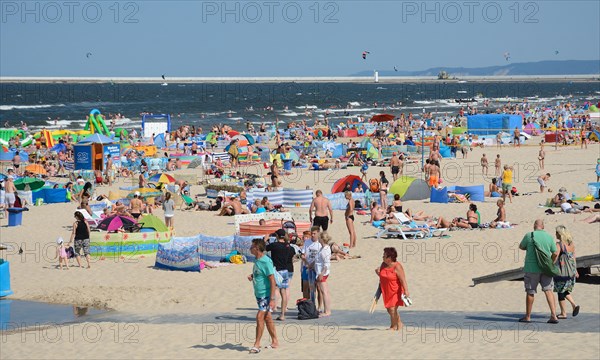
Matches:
[75,209,100,228]
[180,194,195,210]
[376,212,445,240]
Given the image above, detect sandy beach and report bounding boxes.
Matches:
[1,140,599,359]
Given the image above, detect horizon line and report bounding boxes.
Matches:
[1,75,599,84]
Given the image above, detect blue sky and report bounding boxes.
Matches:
[1,0,599,76]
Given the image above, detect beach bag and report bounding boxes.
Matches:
[66,246,75,259]
[369,178,380,192]
[556,243,577,279]
[531,232,559,277]
[297,298,319,320]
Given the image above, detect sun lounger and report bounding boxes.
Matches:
[376,212,446,239]
[75,209,100,228]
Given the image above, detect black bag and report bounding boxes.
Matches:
[297,299,319,320]
[66,246,75,259]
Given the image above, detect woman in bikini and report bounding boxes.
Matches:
[379,171,389,210]
[344,191,357,248]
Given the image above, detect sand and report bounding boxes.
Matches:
[1,140,599,359]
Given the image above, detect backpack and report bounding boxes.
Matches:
[556,242,577,279]
[531,232,559,277]
[369,178,380,192]
[297,298,319,320]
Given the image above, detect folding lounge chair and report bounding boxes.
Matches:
[393,212,448,238]
[75,209,100,228]
[180,194,195,210]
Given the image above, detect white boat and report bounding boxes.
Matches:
[161,83,168,86]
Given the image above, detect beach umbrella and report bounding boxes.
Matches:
[13,177,46,191]
[127,188,163,199]
[24,164,47,175]
[97,215,138,232]
[231,134,249,147]
[228,130,240,136]
[148,173,176,184]
[243,134,256,145]
[138,214,168,232]
[369,114,395,123]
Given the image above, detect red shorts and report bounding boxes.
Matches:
[317,275,329,283]
[96,177,103,184]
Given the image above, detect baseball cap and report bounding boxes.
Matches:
[274,229,286,238]
[134,191,140,196]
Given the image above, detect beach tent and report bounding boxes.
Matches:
[359,139,380,159]
[331,143,347,158]
[466,114,522,135]
[389,177,431,201]
[138,215,168,232]
[154,133,166,149]
[331,175,367,193]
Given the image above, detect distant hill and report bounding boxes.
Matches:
[353,60,600,77]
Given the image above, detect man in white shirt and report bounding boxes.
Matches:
[301,226,322,306]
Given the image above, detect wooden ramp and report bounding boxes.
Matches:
[472,253,600,286]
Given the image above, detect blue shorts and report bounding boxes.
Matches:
[307,268,317,283]
[491,192,501,197]
[256,297,271,312]
[277,270,290,289]
[301,266,308,281]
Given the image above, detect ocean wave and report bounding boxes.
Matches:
[0,104,65,111]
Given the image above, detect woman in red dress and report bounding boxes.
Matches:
[375,247,410,330]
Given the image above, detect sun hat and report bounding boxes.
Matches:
[56,237,64,245]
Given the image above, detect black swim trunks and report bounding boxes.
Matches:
[391,166,399,174]
[313,216,329,231]
[469,222,479,229]
[346,215,355,221]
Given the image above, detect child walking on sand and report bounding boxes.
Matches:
[56,237,69,270]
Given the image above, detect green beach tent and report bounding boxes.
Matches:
[138,214,168,232]
[389,176,431,201]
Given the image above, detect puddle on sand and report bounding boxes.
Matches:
[0,299,108,331]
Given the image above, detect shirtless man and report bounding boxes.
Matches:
[4,176,17,214]
[309,190,333,231]
[538,142,545,169]
[538,173,551,193]
[105,154,113,186]
[12,152,21,176]
[496,132,502,148]
[494,154,502,176]
[370,202,386,223]
[427,160,440,189]
[231,196,249,215]
[513,127,521,147]
[480,154,489,176]
[390,152,401,181]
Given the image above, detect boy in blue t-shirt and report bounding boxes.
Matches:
[247,238,278,353]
